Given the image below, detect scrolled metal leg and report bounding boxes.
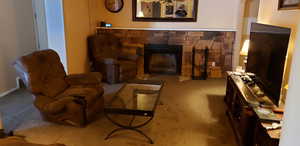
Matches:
[105,128,125,140]
[129,115,136,126]
[104,112,155,144]
[131,128,154,144]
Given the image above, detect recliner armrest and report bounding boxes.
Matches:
[66,72,102,86]
[34,95,74,114]
[35,95,90,115]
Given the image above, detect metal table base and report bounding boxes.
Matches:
[104,112,154,144]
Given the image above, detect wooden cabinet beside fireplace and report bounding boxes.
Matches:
[224,72,280,146]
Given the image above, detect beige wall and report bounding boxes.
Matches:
[280,22,300,146]
[63,0,93,74]
[91,0,240,30]
[242,0,259,38]
[233,0,247,69]
[0,0,36,94]
[258,0,300,106]
[244,0,260,18]
[238,0,260,67]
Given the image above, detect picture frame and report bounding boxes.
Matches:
[278,0,300,10]
[132,0,198,22]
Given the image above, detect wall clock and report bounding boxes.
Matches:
[105,0,124,13]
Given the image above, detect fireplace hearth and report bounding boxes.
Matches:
[144,44,182,74]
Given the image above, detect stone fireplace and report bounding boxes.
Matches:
[144,44,182,74]
[97,29,235,78]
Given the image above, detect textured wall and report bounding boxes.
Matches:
[63,0,92,74]
[98,29,235,78]
[0,0,36,94]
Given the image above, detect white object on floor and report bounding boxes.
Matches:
[137,74,152,80]
[179,76,191,82]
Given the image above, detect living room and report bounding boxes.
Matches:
[0,0,300,146]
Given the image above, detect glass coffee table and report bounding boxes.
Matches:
[104,79,164,144]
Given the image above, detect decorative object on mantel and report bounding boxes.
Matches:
[99,21,112,27]
[278,0,300,10]
[105,0,124,13]
[133,0,198,22]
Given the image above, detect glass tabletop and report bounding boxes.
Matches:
[104,80,163,116]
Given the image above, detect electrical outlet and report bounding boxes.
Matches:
[212,62,216,67]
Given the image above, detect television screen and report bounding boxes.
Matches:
[246,23,291,106]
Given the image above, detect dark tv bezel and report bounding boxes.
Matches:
[246,23,291,106]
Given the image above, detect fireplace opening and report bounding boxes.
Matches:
[150,54,177,73]
[144,44,182,75]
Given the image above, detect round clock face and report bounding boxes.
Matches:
[105,0,124,13]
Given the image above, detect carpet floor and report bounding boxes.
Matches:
[0,75,237,146]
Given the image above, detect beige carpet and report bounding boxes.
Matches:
[1,75,237,146]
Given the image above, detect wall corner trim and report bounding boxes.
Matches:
[0,88,19,98]
[0,77,21,98]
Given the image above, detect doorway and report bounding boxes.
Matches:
[32,0,68,71]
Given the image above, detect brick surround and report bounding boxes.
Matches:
[98,29,235,78]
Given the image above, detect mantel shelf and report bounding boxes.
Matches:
[96,27,237,32]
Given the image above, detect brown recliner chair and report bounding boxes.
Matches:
[88,33,141,84]
[13,49,104,127]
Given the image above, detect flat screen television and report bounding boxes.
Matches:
[246,23,291,106]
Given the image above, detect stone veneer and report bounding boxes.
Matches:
[98,29,235,78]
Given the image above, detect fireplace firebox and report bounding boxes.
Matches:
[144,44,182,74]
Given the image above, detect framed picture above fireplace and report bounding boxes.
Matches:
[133,0,198,22]
[278,0,300,10]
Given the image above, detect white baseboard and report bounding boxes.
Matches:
[0,77,21,98]
[0,87,19,98]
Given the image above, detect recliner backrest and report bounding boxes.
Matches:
[13,49,68,97]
